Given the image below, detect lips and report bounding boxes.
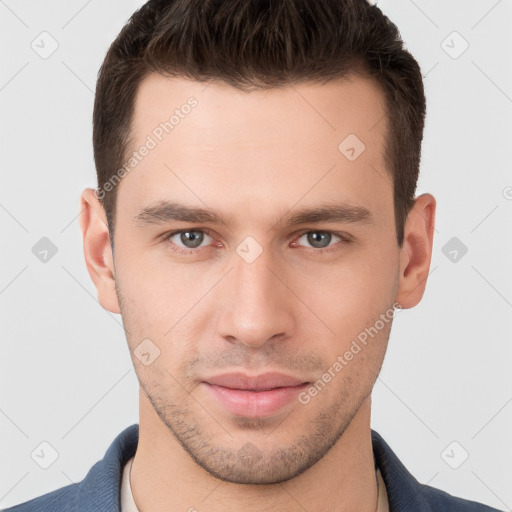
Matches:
[202,372,309,418]
[205,372,308,390]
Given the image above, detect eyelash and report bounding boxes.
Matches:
[161,228,351,256]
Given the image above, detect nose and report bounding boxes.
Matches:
[215,247,296,350]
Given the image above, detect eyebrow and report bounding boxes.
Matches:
[133,201,374,230]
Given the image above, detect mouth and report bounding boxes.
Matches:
[202,372,310,418]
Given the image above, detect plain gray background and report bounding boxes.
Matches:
[1,0,511,510]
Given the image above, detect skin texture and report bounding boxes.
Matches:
[80,73,435,511]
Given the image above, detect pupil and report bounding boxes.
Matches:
[308,232,330,248]
[182,231,203,248]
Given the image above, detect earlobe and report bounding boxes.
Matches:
[395,193,436,309]
[79,188,121,314]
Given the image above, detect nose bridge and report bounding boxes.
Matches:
[216,245,295,347]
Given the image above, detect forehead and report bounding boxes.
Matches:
[118,73,392,228]
[131,73,387,148]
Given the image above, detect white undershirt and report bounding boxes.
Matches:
[121,456,389,511]
[120,457,139,512]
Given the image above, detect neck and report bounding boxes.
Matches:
[130,389,377,512]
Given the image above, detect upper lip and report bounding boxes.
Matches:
[204,372,309,391]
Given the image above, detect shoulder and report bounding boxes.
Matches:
[371,429,502,511]
[2,424,139,512]
[419,483,503,511]
[1,482,80,512]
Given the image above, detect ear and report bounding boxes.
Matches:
[395,193,436,309]
[79,188,121,314]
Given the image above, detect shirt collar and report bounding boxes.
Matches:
[75,424,429,512]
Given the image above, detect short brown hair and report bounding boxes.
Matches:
[93,0,426,247]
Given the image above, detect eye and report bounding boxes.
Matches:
[164,229,216,254]
[293,230,350,253]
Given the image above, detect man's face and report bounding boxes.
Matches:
[112,74,400,484]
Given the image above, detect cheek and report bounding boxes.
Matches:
[293,244,399,336]
[114,256,204,368]
[114,245,198,326]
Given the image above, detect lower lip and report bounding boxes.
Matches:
[203,382,308,418]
